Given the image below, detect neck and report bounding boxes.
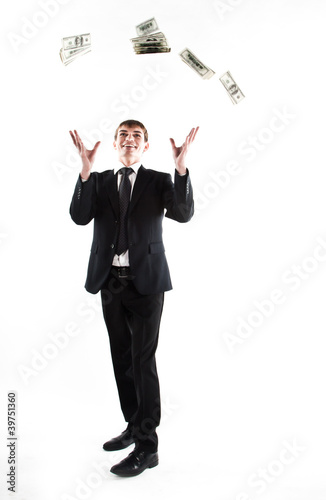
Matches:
[120,157,140,167]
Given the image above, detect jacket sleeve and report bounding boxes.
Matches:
[163,169,194,223]
[69,173,97,226]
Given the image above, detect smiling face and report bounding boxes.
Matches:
[113,125,149,166]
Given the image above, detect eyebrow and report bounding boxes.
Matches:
[119,129,143,134]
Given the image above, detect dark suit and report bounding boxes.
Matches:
[70,165,194,451]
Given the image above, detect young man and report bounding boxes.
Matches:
[69,120,198,477]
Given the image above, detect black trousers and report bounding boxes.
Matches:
[100,268,164,453]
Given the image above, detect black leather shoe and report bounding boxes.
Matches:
[110,450,159,477]
[103,429,134,451]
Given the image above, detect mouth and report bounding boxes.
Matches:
[123,144,136,148]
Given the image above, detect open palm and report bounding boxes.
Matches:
[69,129,101,172]
[169,127,199,174]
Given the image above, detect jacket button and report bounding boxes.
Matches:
[110,244,115,249]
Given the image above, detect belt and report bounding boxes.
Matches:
[111,266,135,279]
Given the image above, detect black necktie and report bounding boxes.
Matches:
[116,167,133,256]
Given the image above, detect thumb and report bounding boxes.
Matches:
[94,141,101,151]
[169,138,175,148]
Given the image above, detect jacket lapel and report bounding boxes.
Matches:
[104,170,119,218]
[129,165,151,214]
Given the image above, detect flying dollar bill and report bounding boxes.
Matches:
[136,17,159,36]
[60,47,91,66]
[219,71,245,104]
[62,33,91,51]
[179,48,215,79]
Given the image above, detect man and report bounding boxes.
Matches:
[69,120,198,477]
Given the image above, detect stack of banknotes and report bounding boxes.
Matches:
[131,17,171,55]
[179,48,215,79]
[60,33,91,66]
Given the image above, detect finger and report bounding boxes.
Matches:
[69,130,77,147]
[191,126,198,137]
[182,127,197,151]
[74,130,84,150]
[187,128,196,144]
[93,141,101,152]
[186,130,193,144]
[169,138,176,148]
[187,128,194,140]
[189,126,199,143]
[74,129,82,143]
[73,130,83,151]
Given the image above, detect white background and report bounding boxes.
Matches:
[1,0,326,498]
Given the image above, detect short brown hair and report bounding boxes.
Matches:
[114,119,148,142]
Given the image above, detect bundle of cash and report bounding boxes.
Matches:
[131,18,171,55]
[179,48,215,79]
[219,71,245,104]
[60,33,91,66]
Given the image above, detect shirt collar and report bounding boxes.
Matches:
[114,161,142,175]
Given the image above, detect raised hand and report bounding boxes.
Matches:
[69,130,101,180]
[169,126,199,175]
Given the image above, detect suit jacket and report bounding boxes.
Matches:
[70,165,194,295]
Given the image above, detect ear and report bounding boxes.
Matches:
[143,142,150,153]
[113,140,117,150]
